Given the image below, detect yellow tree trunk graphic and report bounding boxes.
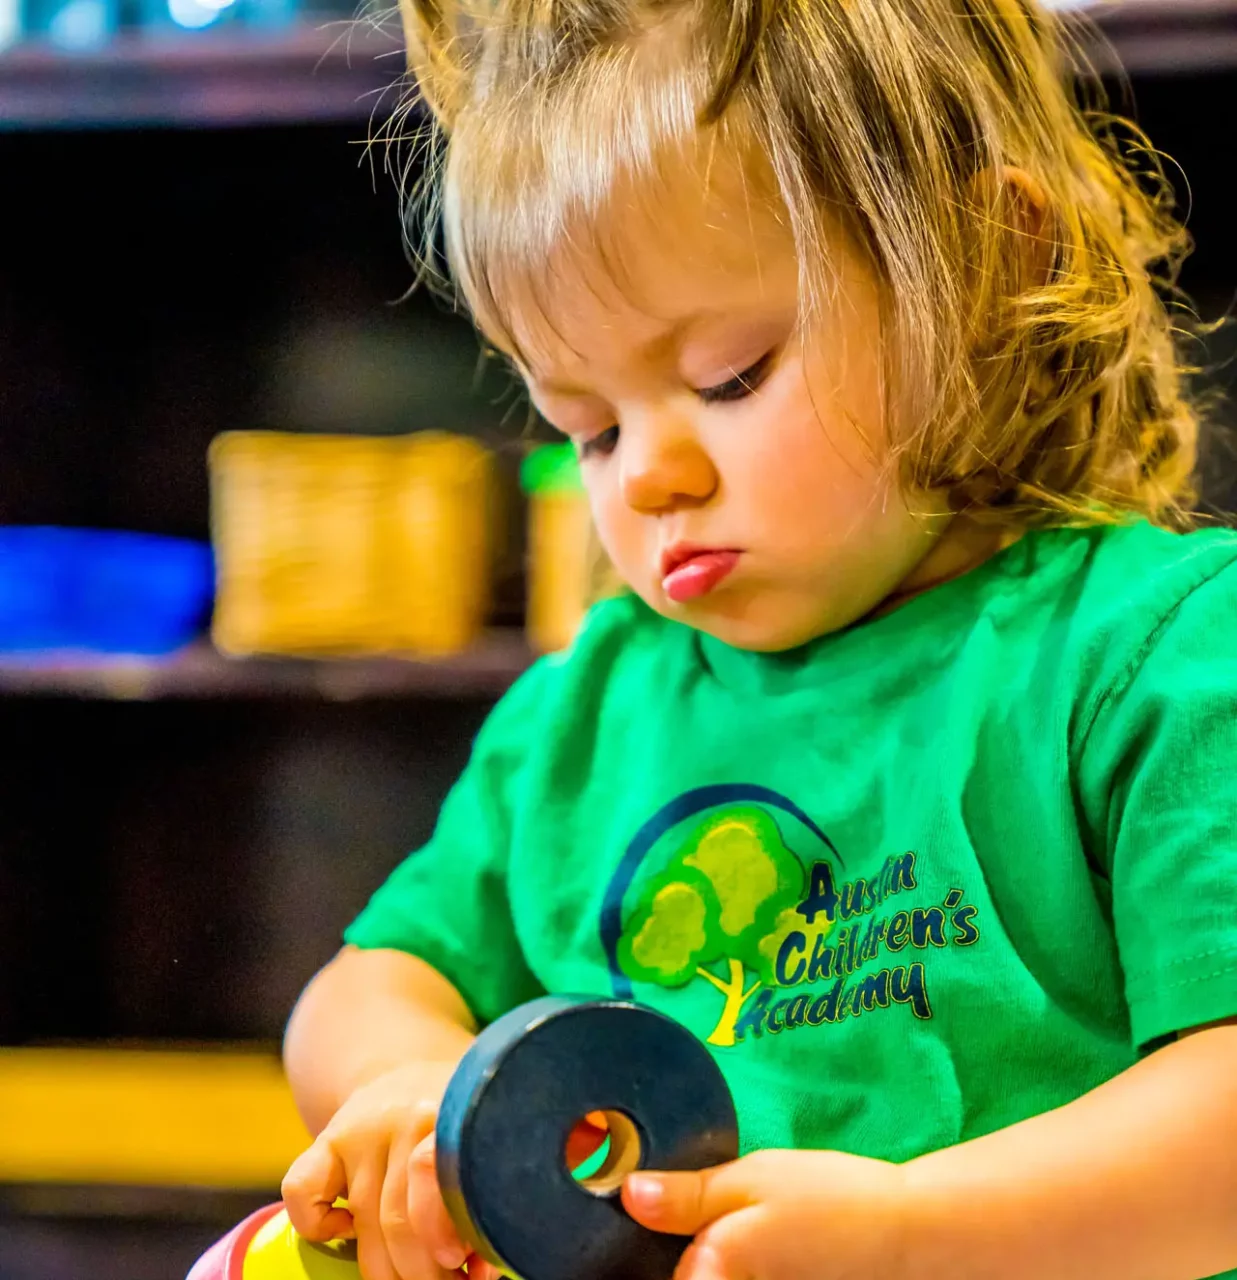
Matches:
[697,958,763,1047]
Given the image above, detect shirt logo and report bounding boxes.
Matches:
[601,787,982,1048]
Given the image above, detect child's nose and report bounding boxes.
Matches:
[620,417,718,513]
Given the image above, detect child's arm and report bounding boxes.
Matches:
[281,945,481,1280]
[902,1017,1237,1278]
[283,944,476,1133]
[623,1019,1237,1280]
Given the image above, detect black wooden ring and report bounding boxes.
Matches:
[435,996,739,1280]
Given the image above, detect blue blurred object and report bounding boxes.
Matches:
[22,0,118,50]
[0,0,21,51]
[138,0,296,34]
[0,528,214,656]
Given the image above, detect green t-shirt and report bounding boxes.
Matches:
[347,521,1237,1189]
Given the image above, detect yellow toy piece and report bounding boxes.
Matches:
[242,1209,360,1280]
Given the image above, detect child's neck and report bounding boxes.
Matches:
[866,516,1023,623]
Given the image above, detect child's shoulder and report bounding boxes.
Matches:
[1003,519,1237,700]
[1022,519,1237,623]
[1077,517,1237,579]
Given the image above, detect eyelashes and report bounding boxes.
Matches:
[696,352,775,404]
[577,351,775,461]
[580,425,620,459]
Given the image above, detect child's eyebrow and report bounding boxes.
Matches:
[524,307,772,395]
[529,373,595,398]
[519,358,597,398]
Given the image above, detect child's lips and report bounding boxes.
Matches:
[662,550,741,603]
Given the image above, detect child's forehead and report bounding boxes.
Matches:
[503,217,801,387]
[484,153,807,366]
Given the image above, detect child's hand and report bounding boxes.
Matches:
[281,1064,611,1280]
[281,1060,479,1280]
[622,1149,910,1280]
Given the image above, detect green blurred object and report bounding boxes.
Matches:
[571,1132,613,1182]
[521,443,584,497]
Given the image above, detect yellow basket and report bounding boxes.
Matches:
[210,431,494,658]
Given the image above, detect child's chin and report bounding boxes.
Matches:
[677,600,847,654]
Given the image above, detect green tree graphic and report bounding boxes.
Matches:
[618,806,831,1046]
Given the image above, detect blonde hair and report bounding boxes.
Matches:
[395,0,1205,530]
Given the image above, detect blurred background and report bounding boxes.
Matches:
[0,0,1234,1276]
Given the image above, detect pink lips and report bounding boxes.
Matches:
[661,549,741,604]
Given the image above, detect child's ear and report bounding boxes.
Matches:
[997,165,1057,289]
[966,163,1056,291]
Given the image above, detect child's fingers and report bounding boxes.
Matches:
[380,1131,456,1280]
[673,1241,733,1280]
[282,1139,354,1242]
[348,1155,405,1280]
[407,1135,471,1271]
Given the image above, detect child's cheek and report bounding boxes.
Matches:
[588,486,647,588]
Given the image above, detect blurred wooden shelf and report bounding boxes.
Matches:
[0,1046,305,1189]
[0,633,534,701]
[0,0,1234,131]
[1069,0,1237,74]
[0,21,409,130]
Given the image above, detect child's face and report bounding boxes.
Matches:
[512,161,951,652]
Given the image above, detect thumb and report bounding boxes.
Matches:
[282,1140,354,1242]
[622,1163,752,1236]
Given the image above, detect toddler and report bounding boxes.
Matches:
[281,2,1237,1278]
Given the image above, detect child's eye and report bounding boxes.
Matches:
[697,352,774,405]
[580,425,620,459]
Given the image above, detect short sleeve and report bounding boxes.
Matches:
[343,662,551,1026]
[1078,561,1237,1048]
